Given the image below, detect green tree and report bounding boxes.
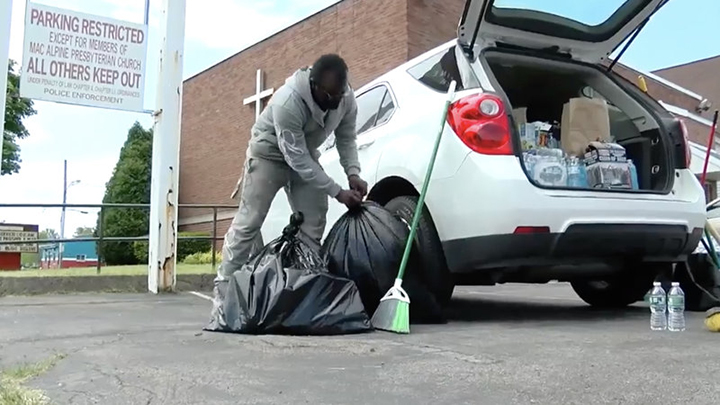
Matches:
[73,226,95,237]
[96,121,153,265]
[2,59,37,175]
[39,228,59,240]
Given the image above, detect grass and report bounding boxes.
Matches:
[0,263,215,278]
[0,353,66,405]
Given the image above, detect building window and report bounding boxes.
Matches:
[76,254,86,261]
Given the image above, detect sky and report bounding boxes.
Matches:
[0,0,719,236]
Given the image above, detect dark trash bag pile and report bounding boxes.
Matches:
[204,212,372,335]
[321,201,445,323]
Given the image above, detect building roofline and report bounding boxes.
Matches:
[183,0,344,84]
[609,57,705,102]
[659,101,717,128]
[652,54,720,74]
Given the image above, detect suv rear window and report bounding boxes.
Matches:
[407,46,480,93]
[487,0,655,42]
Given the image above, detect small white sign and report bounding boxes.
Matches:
[20,2,148,112]
[0,230,38,253]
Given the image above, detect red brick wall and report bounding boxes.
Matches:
[611,63,701,114]
[654,56,720,121]
[406,0,466,60]
[685,119,718,147]
[179,0,410,223]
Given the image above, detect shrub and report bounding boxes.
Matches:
[132,231,213,263]
[183,250,222,265]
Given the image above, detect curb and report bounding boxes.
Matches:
[0,274,216,296]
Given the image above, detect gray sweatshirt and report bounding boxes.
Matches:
[246,67,361,198]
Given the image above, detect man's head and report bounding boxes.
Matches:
[309,54,348,111]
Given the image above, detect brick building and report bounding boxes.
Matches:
[178,0,720,237]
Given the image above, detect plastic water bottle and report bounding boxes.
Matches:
[628,159,639,189]
[566,157,582,187]
[578,163,588,188]
[648,281,667,331]
[667,282,685,332]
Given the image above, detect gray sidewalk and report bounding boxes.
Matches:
[1,284,719,404]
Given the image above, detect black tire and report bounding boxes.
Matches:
[383,196,455,305]
[570,265,660,308]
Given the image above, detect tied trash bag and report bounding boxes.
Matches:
[204,212,373,335]
[321,201,445,323]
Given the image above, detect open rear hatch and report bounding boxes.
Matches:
[454,0,688,195]
[458,0,668,63]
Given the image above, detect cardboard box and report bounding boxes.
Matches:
[584,141,627,165]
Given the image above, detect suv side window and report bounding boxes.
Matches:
[407,45,479,92]
[355,85,395,135]
[319,84,396,152]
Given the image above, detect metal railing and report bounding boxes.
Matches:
[0,203,237,274]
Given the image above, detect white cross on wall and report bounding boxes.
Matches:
[243,69,274,121]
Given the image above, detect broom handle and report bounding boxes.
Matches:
[396,81,457,281]
[700,110,719,185]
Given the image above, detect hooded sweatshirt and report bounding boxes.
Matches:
[246,67,361,198]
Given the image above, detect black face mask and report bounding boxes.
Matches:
[323,97,342,110]
[312,79,344,111]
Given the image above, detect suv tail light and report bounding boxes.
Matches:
[677,118,692,167]
[447,93,513,155]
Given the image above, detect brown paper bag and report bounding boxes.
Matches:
[560,97,611,157]
[512,107,527,127]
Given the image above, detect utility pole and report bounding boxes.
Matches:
[0,0,13,176]
[147,0,186,293]
[59,159,67,269]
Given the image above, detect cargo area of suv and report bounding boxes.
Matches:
[454,0,675,193]
[481,48,676,193]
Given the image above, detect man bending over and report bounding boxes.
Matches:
[216,53,367,289]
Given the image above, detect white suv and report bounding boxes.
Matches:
[262,0,706,310]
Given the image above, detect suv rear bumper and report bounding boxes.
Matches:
[443,224,704,274]
[424,154,707,241]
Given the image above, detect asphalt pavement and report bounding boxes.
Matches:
[1,283,719,405]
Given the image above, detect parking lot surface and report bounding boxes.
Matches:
[1,283,719,404]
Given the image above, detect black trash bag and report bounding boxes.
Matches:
[321,201,445,324]
[204,212,373,335]
[675,254,720,312]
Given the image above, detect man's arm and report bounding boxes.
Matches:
[274,105,343,198]
[334,96,361,177]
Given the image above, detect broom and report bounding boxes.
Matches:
[371,80,457,334]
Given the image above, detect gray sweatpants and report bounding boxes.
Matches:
[216,156,329,279]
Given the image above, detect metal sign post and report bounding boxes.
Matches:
[147,0,186,293]
[0,0,13,176]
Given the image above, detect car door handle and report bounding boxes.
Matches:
[358,140,375,150]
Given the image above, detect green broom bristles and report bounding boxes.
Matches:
[371,278,410,334]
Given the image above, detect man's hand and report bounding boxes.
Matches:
[348,175,368,197]
[336,189,363,209]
